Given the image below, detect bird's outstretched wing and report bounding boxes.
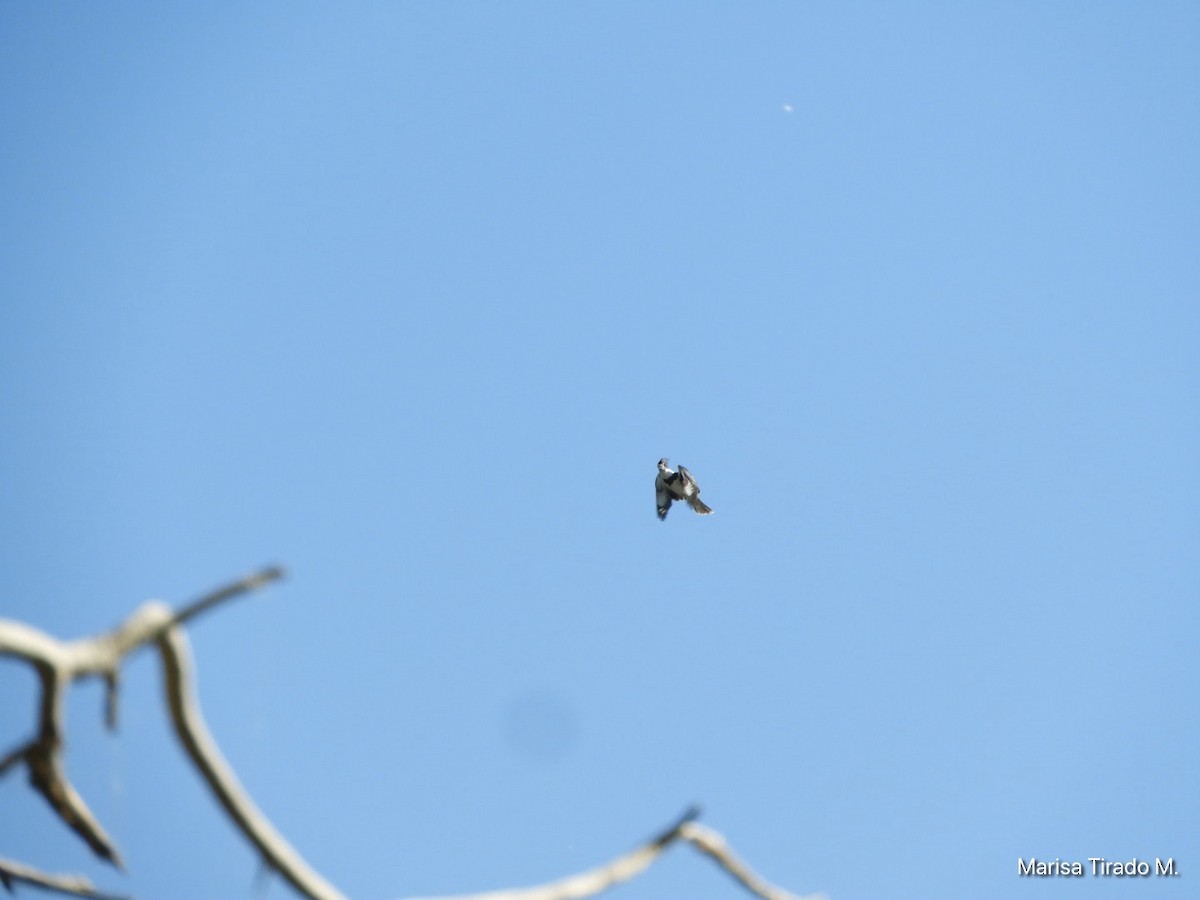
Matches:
[676,466,698,496]
[676,466,714,515]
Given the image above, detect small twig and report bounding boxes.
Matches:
[0,857,130,900]
[0,739,35,776]
[103,671,120,731]
[172,565,286,630]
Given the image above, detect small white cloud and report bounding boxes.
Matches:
[782,103,795,113]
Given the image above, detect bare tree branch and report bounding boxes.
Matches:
[411,808,822,900]
[679,822,824,900]
[0,857,129,900]
[420,807,700,900]
[1,625,127,865]
[0,567,287,867]
[156,622,344,900]
[2,568,819,900]
[171,565,286,630]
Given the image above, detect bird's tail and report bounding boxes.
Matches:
[689,497,713,515]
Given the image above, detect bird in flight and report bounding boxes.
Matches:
[655,458,714,520]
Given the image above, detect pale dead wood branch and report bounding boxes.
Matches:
[0,567,286,869]
[0,625,125,865]
[156,624,344,900]
[409,808,821,900]
[413,807,700,900]
[2,568,817,900]
[679,822,826,900]
[0,857,129,900]
[171,565,286,630]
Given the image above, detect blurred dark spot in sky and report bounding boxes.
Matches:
[502,690,579,764]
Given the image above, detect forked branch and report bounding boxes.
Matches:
[1,569,818,900]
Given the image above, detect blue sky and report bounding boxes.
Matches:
[1,4,1197,899]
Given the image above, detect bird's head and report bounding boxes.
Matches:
[657,458,670,472]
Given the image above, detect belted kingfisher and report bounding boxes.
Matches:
[655,458,714,520]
